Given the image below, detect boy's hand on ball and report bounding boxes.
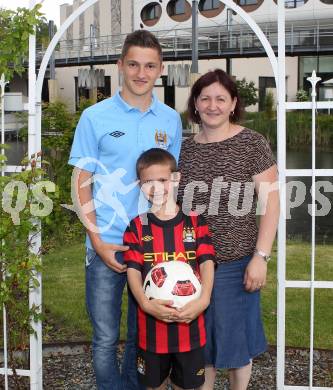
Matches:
[176,298,209,324]
[143,299,180,323]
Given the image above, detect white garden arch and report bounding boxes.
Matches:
[1,0,332,388]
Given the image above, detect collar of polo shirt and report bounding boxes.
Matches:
[115,90,158,115]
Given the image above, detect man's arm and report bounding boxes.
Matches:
[127,268,179,323]
[74,167,128,273]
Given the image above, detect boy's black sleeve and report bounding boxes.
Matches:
[195,214,216,265]
[123,218,144,272]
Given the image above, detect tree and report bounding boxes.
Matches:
[236,78,258,108]
[36,19,58,50]
[0,5,44,80]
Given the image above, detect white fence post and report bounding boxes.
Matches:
[28,1,43,388]
[307,70,321,390]
[277,0,287,388]
[1,73,9,390]
[284,78,333,389]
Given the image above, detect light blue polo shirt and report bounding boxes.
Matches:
[69,91,182,248]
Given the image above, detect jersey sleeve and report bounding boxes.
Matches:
[250,133,276,176]
[68,110,99,173]
[168,113,182,163]
[195,214,215,265]
[123,218,144,272]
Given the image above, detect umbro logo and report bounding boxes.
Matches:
[142,235,154,242]
[109,131,125,138]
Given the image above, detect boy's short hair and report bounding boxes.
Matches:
[136,148,177,178]
[121,30,162,61]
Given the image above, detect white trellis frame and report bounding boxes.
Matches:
[1,0,332,388]
[281,75,333,390]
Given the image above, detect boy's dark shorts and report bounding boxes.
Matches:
[137,347,205,389]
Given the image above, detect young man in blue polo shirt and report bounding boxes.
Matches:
[69,30,182,390]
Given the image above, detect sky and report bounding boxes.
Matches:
[0,0,73,26]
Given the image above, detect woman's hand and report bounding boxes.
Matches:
[243,255,267,292]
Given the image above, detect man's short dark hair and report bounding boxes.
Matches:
[136,148,177,179]
[121,30,162,61]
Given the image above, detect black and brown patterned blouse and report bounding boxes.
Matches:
[178,128,276,263]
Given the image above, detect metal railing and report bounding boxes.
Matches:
[35,20,333,65]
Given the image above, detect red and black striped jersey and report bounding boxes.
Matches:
[123,209,215,354]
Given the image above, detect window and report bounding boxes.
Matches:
[319,56,333,73]
[167,0,191,21]
[238,0,258,5]
[199,0,221,10]
[299,56,333,94]
[75,76,111,110]
[284,0,305,7]
[141,3,161,21]
[167,0,186,16]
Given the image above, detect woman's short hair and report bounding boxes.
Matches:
[187,69,243,124]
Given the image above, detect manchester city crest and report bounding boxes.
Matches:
[155,130,168,149]
[137,356,146,375]
[183,227,196,243]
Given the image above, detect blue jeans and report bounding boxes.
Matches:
[85,248,143,390]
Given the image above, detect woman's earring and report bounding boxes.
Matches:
[230,111,234,117]
[195,109,198,116]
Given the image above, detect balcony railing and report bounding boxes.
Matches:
[35,20,333,65]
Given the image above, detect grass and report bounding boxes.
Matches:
[43,242,129,343]
[262,242,333,349]
[43,241,333,349]
[42,243,89,342]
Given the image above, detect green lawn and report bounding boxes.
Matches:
[262,242,333,349]
[43,243,128,342]
[43,242,333,349]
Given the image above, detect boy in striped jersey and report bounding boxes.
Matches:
[124,148,215,390]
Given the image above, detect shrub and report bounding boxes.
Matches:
[264,91,275,120]
[236,78,258,108]
[296,89,309,102]
[0,152,48,387]
[243,110,333,148]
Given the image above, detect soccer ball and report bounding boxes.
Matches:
[143,261,202,308]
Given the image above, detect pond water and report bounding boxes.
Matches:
[285,147,333,243]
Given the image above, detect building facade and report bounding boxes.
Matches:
[53,0,333,113]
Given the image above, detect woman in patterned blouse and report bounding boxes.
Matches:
[178,69,279,390]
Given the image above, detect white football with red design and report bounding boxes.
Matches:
[143,261,201,308]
